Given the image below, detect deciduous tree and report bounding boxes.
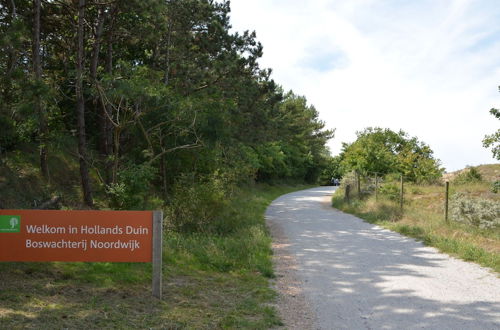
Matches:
[483,86,500,160]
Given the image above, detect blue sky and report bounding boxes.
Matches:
[229,0,500,171]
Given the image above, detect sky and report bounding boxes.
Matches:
[228,0,500,172]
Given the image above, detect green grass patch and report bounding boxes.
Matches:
[0,184,310,328]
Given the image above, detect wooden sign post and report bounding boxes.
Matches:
[444,181,450,224]
[0,209,163,299]
[152,210,163,299]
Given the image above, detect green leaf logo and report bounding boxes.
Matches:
[0,215,21,233]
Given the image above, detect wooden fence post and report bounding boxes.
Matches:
[375,175,378,201]
[152,210,163,299]
[356,171,361,197]
[400,175,404,212]
[445,181,449,224]
[345,184,351,203]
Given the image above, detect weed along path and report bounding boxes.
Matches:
[266,186,500,329]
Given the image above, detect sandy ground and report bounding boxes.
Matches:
[266,186,500,330]
[268,215,316,330]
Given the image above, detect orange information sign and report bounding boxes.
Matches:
[0,210,153,262]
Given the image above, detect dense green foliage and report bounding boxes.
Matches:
[483,86,500,160]
[492,181,500,194]
[336,127,443,183]
[0,1,332,214]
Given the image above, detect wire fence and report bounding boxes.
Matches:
[339,171,499,229]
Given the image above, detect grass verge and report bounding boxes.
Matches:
[0,184,311,329]
[332,185,499,274]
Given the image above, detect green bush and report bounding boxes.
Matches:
[166,173,231,233]
[492,181,500,194]
[450,193,500,229]
[453,167,482,184]
[106,163,156,210]
[379,183,400,201]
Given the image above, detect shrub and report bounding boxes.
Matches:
[453,167,482,184]
[450,193,500,229]
[106,163,156,210]
[165,173,232,233]
[492,181,500,194]
[379,183,400,201]
[340,171,357,188]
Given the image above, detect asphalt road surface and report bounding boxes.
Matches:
[266,186,500,329]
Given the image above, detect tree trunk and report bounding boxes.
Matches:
[89,6,111,183]
[33,0,49,179]
[98,32,114,183]
[76,0,93,207]
[164,22,172,85]
[160,154,168,200]
[100,37,113,158]
[1,0,17,115]
[111,127,121,184]
[89,7,105,81]
[160,130,167,199]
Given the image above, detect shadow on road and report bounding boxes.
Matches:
[267,187,500,329]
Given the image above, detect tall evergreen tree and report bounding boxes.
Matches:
[75,0,93,207]
[32,0,49,178]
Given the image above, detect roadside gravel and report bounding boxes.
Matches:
[268,215,316,330]
[266,186,500,329]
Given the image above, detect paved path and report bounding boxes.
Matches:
[266,186,500,329]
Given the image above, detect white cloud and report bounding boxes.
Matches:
[229,0,500,171]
